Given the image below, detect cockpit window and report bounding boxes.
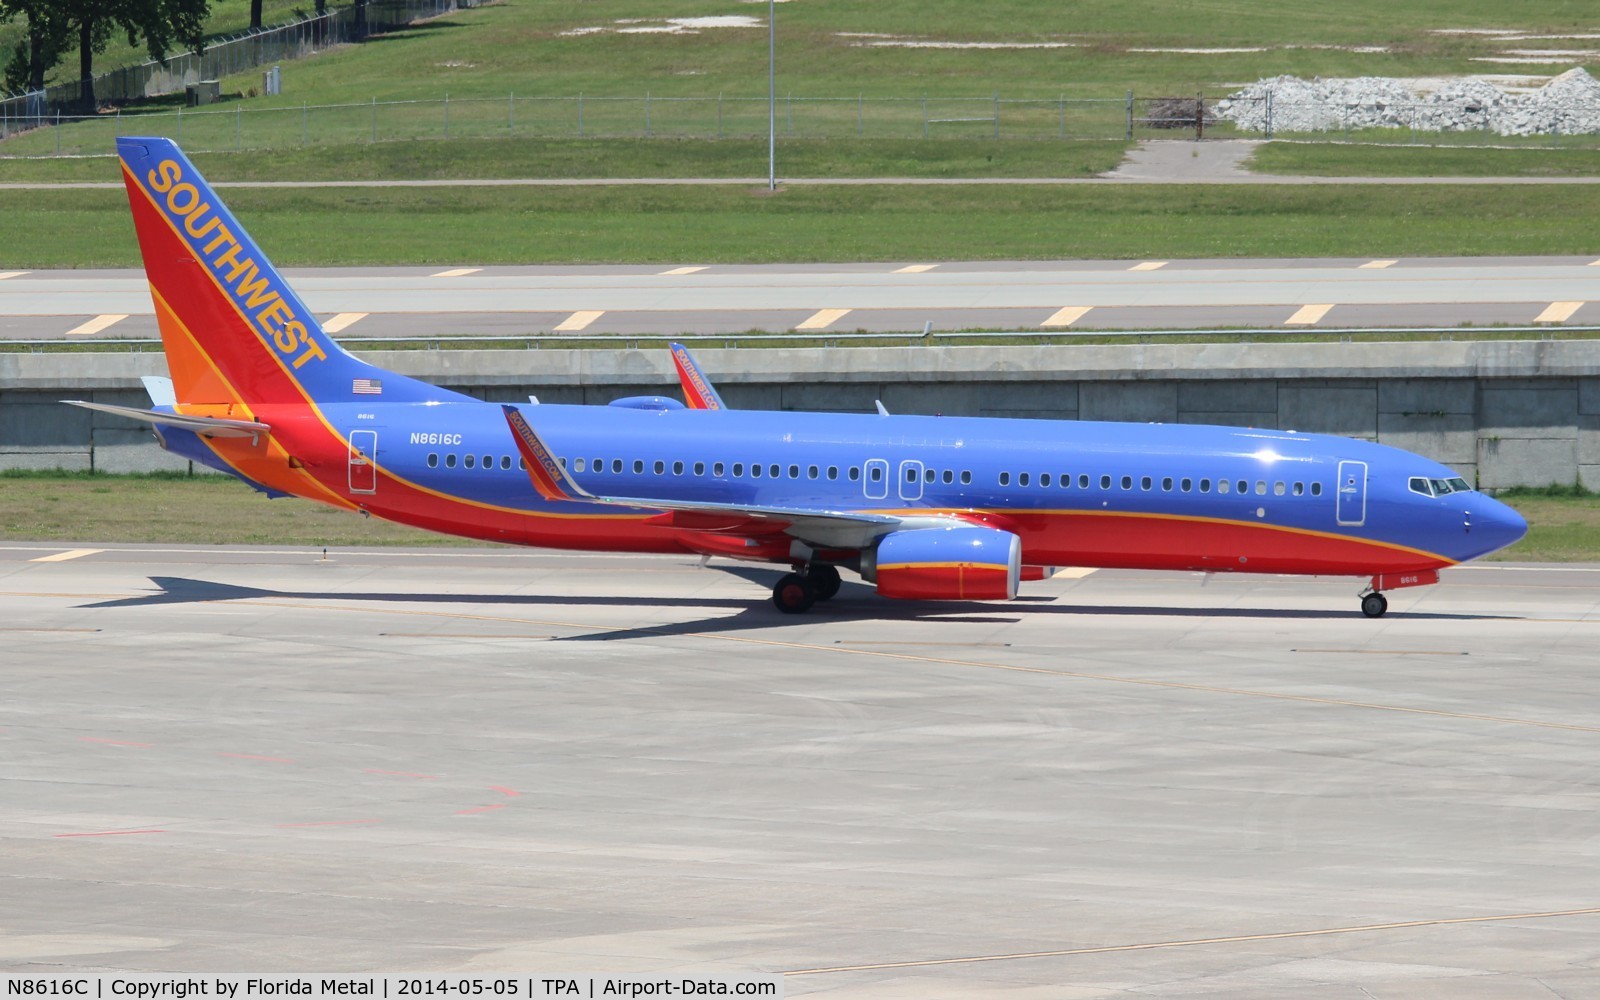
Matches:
[1411,475,1474,497]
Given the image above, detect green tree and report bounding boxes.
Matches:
[63,0,210,111]
[0,0,71,94]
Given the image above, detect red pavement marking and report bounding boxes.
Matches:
[454,804,507,816]
[489,785,521,797]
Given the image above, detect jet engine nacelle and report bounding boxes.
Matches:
[861,526,1021,601]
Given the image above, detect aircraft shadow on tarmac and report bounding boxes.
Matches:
[79,572,1496,641]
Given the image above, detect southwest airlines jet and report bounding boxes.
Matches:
[74,137,1528,617]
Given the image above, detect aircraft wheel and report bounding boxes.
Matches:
[807,564,842,602]
[773,573,817,614]
[1361,592,1388,619]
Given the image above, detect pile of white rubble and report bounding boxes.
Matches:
[1216,67,1600,136]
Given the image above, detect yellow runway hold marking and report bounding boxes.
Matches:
[1359,259,1398,269]
[0,271,29,280]
[796,308,852,330]
[321,312,367,333]
[782,905,1600,976]
[1286,303,1334,325]
[1050,567,1098,579]
[1535,301,1584,323]
[65,314,128,336]
[430,267,481,278]
[554,310,605,332]
[660,266,707,275]
[28,549,104,563]
[894,264,938,273]
[1128,260,1168,271]
[1041,306,1092,328]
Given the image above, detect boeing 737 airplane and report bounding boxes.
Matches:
[72,136,1528,617]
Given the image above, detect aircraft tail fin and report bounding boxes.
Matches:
[116,136,467,408]
[670,342,727,410]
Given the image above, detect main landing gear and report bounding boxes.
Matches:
[1360,591,1389,619]
[772,564,842,614]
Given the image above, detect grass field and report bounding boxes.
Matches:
[7,180,1600,268]
[1251,142,1600,177]
[6,2,1599,156]
[2,471,1593,562]
[0,137,1130,181]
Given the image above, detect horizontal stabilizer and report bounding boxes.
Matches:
[62,400,270,439]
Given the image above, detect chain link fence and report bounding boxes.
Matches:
[6,83,1600,155]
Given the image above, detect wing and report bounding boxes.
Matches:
[669,342,727,411]
[500,404,932,550]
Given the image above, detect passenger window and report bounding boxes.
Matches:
[1218,479,1230,494]
[961,471,972,485]
[612,459,623,473]
[829,466,839,480]
[809,465,819,479]
[733,462,744,476]
[1180,477,1191,492]
[907,467,918,482]
[713,462,725,476]
[654,460,665,474]
[518,457,526,471]
[1019,472,1030,487]
[1121,475,1132,490]
[1311,482,1323,496]
[427,453,438,469]
[1100,475,1111,489]
[1199,478,1210,492]
[1040,473,1052,487]
[1237,480,1248,494]
[633,460,644,474]
[942,469,953,484]
[869,466,882,482]
[1293,482,1304,496]
[789,464,799,479]
[1274,482,1285,496]
[592,457,601,472]
[1000,472,1011,486]
[574,458,586,472]
[769,464,780,478]
[850,467,861,481]
[925,468,935,483]
[1140,476,1152,490]
[464,454,475,469]
[1162,477,1173,491]
[483,455,492,469]
[694,462,705,476]
[1079,474,1090,489]
[1255,481,1266,495]
[501,456,512,470]
[752,464,762,478]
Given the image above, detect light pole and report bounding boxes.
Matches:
[768,0,776,190]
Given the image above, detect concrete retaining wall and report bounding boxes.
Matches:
[6,341,1600,489]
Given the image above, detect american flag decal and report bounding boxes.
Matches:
[352,378,383,395]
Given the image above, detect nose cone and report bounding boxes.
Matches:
[1467,494,1528,559]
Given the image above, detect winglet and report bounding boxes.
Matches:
[501,404,597,503]
[669,342,727,411]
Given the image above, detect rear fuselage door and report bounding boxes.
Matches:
[349,429,378,495]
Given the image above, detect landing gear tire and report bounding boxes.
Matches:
[807,564,842,602]
[1361,592,1388,619]
[773,573,817,614]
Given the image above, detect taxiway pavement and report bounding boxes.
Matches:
[5,256,1600,341]
[2,543,1598,995]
